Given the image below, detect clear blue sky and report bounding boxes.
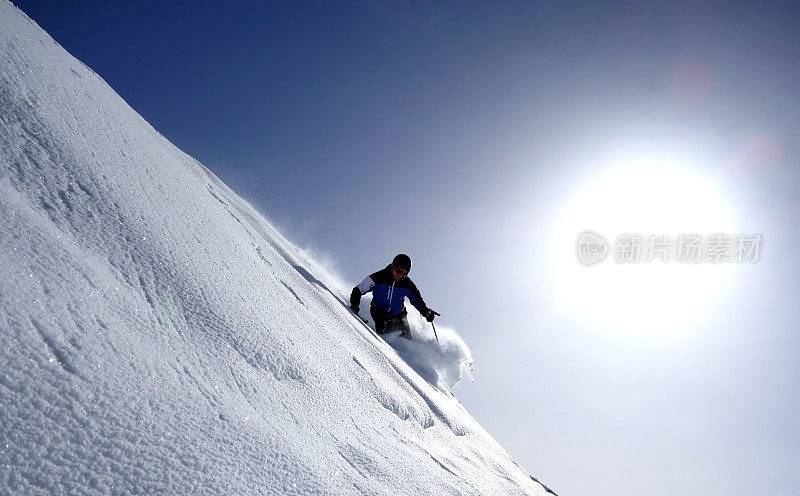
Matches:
[15,1,800,495]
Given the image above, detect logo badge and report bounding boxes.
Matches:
[576,230,609,266]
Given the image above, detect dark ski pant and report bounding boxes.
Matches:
[370,304,411,338]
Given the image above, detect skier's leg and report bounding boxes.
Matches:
[398,314,412,339]
[370,305,387,334]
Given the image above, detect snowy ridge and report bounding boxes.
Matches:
[0,2,550,494]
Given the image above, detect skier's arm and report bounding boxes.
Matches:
[407,285,429,315]
[409,288,436,322]
[350,276,375,310]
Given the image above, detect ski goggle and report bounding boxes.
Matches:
[392,266,409,277]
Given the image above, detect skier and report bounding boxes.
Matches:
[350,254,436,338]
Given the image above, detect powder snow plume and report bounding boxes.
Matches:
[381,307,474,391]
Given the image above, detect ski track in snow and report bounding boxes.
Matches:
[0,2,553,495]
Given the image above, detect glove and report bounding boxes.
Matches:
[351,305,360,315]
[424,309,435,322]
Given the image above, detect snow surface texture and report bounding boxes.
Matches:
[0,2,549,494]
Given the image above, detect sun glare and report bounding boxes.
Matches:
[552,161,735,338]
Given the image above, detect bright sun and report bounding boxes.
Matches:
[551,161,735,338]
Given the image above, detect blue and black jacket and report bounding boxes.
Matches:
[350,265,429,317]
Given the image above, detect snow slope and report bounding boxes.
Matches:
[0,2,550,494]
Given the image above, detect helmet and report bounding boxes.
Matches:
[392,253,412,272]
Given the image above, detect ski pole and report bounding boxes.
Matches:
[430,310,441,343]
[350,305,368,324]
